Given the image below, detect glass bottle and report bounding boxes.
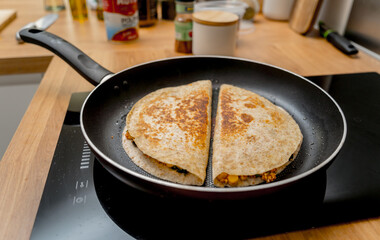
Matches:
[44,0,65,11]
[138,0,158,27]
[96,0,104,20]
[69,0,88,21]
[174,0,194,53]
[161,0,176,20]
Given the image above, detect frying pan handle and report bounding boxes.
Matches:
[18,28,113,86]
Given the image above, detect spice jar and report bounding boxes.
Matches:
[174,0,194,53]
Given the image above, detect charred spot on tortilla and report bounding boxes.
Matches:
[212,84,303,188]
[143,154,189,175]
[170,165,189,175]
[122,80,212,186]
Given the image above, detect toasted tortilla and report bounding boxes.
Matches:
[212,84,303,187]
[123,80,212,185]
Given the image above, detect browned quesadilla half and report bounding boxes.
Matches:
[212,84,303,187]
[122,80,212,185]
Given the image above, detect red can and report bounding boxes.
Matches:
[103,0,139,41]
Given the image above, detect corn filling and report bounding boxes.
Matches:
[125,131,134,140]
[216,168,277,186]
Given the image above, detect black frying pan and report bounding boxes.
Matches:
[19,28,346,200]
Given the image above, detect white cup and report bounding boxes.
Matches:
[192,10,239,56]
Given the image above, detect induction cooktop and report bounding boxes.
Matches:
[30,72,380,239]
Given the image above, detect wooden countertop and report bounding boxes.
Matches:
[1,2,380,240]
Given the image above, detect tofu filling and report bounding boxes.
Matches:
[216,154,295,186]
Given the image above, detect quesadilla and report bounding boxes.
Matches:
[122,80,212,186]
[212,84,303,187]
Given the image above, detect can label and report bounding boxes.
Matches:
[103,0,139,41]
[175,21,192,41]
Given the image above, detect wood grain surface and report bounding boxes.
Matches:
[0,9,16,32]
[1,1,380,239]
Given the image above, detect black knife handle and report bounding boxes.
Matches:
[18,28,113,86]
[326,32,358,55]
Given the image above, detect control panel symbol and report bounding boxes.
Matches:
[80,141,91,170]
[75,180,89,189]
[73,195,87,205]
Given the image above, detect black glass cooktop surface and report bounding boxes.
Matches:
[30,72,380,239]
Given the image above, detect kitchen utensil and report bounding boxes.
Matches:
[18,28,346,200]
[16,13,58,43]
[319,21,358,55]
[0,9,16,32]
[289,0,323,34]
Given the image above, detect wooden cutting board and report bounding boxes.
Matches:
[0,9,17,32]
[289,0,323,35]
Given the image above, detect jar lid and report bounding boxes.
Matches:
[192,10,239,26]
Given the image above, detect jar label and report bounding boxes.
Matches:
[103,0,139,41]
[103,0,138,16]
[104,11,139,41]
[175,21,193,41]
[175,4,193,14]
